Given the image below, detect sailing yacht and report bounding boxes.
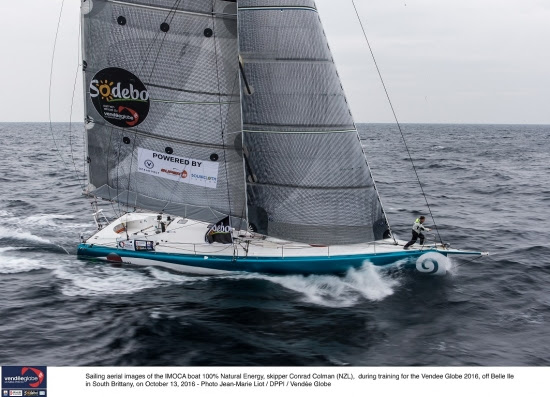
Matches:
[77,0,486,275]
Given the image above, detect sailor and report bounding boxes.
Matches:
[403,216,431,249]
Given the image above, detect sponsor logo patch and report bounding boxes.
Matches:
[137,148,219,189]
[2,366,47,397]
[89,67,150,128]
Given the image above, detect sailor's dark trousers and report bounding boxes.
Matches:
[404,231,424,248]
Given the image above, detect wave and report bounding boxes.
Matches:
[147,266,211,284]
[0,247,32,253]
[0,211,86,253]
[220,262,401,307]
[497,308,544,326]
[55,263,165,297]
[21,214,93,231]
[56,260,401,306]
[0,254,58,274]
[6,212,90,229]
[0,226,54,245]
[510,245,550,254]
[0,200,37,211]
[424,163,468,171]
[21,214,77,227]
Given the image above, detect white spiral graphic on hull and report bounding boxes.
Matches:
[416,253,449,276]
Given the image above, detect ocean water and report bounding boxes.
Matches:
[0,122,548,366]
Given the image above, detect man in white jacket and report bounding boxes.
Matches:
[404,216,431,249]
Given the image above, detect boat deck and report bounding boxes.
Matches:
[83,212,478,259]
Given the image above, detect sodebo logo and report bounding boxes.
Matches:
[90,80,150,102]
[209,224,231,233]
[89,67,150,128]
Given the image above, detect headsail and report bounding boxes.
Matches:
[237,0,389,244]
[81,0,246,228]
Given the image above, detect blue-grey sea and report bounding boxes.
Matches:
[0,122,548,366]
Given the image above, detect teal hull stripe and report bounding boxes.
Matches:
[77,244,442,275]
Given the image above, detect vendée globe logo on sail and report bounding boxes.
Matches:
[89,67,150,128]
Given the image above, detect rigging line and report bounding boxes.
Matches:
[227,71,248,231]
[116,0,178,215]
[317,3,395,244]
[80,4,118,220]
[128,0,182,214]
[212,0,236,227]
[146,0,183,81]
[350,0,444,245]
[115,129,125,217]
[82,3,96,204]
[158,0,214,215]
[124,131,140,214]
[82,6,121,222]
[159,1,241,225]
[103,126,123,219]
[48,0,71,171]
[238,60,253,95]
[142,0,183,80]
[133,0,180,79]
[355,127,396,243]
[138,0,181,80]
[457,254,484,265]
[232,19,251,231]
[69,16,86,192]
[135,31,162,78]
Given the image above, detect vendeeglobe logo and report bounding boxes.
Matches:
[2,367,46,389]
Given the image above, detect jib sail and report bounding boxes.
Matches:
[81,0,246,228]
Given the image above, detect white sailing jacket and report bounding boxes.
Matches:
[412,219,429,234]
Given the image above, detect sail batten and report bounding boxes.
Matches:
[88,121,238,149]
[247,183,376,191]
[144,82,239,97]
[238,6,318,12]
[242,129,358,134]
[106,0,238,18]
[243,59,334,64]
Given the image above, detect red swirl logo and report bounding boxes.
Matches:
[21,367,45,388]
